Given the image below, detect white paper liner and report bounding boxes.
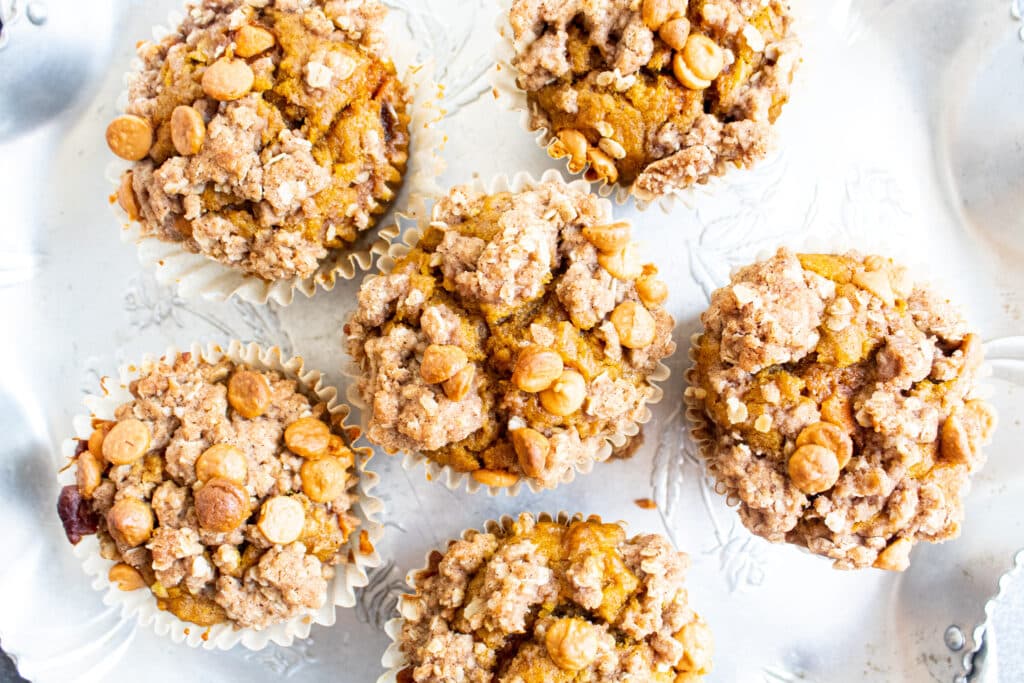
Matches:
[681,238,996,568]
[343,169,672,496]
[376,511,586,683]
[106,6,446,305]
[57,340,384,650]
[491,0,809,213]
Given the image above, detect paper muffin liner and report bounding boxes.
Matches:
[682,237,996,561]
[106,6,445,305]
[344,168,672,496]
[57,340,385,650]
[377,511,586,683]
[491,0,809,213]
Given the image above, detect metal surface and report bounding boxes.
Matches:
[1,0,1023,681]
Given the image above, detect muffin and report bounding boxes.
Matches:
[506,0,799,200]
[345,177,675,490]
[393,513,712,682]
[107,0,410,283]
[686,248,997,570]
[57,348,374,633]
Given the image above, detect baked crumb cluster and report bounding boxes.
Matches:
[508,0,799,200]
[688,249,996,570]
[58,352,364,629]
[398,514,712,682]
[108,0,410,282]
[345,179,675,489]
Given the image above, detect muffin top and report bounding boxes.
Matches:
[688,248,996,570]
[345,179,675,490]
[108,0,410,282]
[398,513,712,682]
[58,352,366,630]
[508,0,798,200]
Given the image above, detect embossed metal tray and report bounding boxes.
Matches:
[2,0,1023,681]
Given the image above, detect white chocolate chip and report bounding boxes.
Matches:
[304,62,334,90]
[732,283,760,306]
[742,24,766,52]
[754,413,773,433]
[726,396,749,424]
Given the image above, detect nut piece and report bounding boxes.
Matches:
[105,115,154,161]
[117,172,140,221]
[235,24,276,58]
[582,222,631,254]
[420,344,469,384]
[512,347,564,393]
[788,444,840,494]
[642,0,684,30]
[76,451,104,499]
[610,301,657,349]
[195,478,251,533]
[852,267,895,307]
[170,105,206,156]
[511,428,551,479]
[471,469,520,488]
[108,563,147,591]
[682,34,725,82]
[873,537,913,572]
[443,364,475,402]
[540,370,587,417]
[227,369,272,419]
[659,17,692,51]
[284,417,332,459]
[201,58,255,101]
[545,618,599,671]
[598,243,643,281]
[258,495,306,545]
[796,422,854,469]
[195,444,248,485]
[102,418,152,465]
[636,275,669,306]
[300,457,349,503]
[107,498,154,548]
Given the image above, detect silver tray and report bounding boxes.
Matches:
[2,0,1023,681]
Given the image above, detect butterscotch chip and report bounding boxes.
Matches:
[106,115,153,161]
[170,105,206,156]
[195,478,250,533]
[201,58,255,101]
[258,495,305,544]
[112,0,411,282]
[508,0,799,199]
[59,352,365,631]
[398,514,711,681]
[689,248,996,570]
[234,24,276,58]
[227,369,272,419]
[284,417,331,459]
[102,418,151,465]
[346,180,675,490]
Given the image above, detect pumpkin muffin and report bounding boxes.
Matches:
[396,513,712,682]
[345,178,675,490]
[687,248,997,570]
[107,0,410,282]
[507,0,799,200]
[57,351,367,630]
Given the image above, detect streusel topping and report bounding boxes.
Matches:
[58,352,365,629]
[508,0,799,199]
[109,0,410,282]
[398,513,712,682]
[345,179,675,489]
[688,249,996,570]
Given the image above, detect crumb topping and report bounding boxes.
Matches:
[398,514,712,682]
[345,179,676,489]
[110,0,410,282]
[508,0,799,199]
[689,248,997,570]
[58,352,363,629]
